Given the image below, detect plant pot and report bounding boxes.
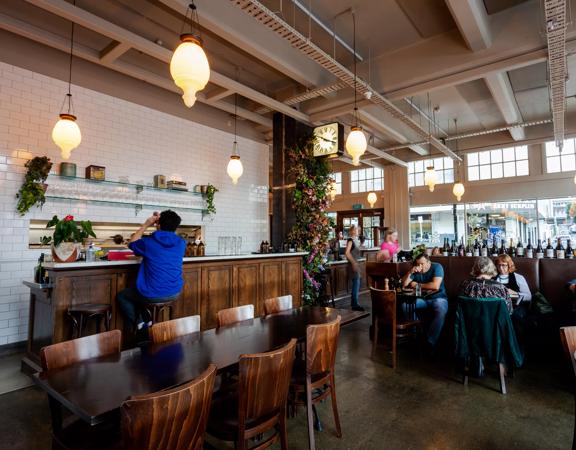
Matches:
[52,242,79,263]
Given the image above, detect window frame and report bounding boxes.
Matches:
[408,156,454,188]
[350,167,384,194]
[466,145,529,182]
[545,139,576,174]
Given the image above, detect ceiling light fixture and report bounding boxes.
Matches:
[367,191,377,208]
[345,10,366,166]
[52,0,81,160]
[170,1,210,108]
[451,119,465,202]
[227,92,244,185]
[424,166,437,192]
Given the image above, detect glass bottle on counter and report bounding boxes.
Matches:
[481,240,488,257]
[516,239,524,257]
[86,241,96,263]
[499,239,507,256]
[535,239,544,259]
[442,238,449,257]
[198,239,205,256]
[556,238,565,259]
[491,239,499,257]
[507,239,516,257]
[34,253,46,284]
[567,239,574,259]
[458,238,465,257]
[450,240,457,257]
[472,239,480,257]
[466,242,473,257]
[545,238,554,258]
[525,238,533,258]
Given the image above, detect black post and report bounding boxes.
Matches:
[453,204,458,242]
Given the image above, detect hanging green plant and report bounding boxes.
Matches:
[16,156,53,216]
[287,133,334,305]
[205,184,218,215]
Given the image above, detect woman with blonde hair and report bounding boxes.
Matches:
[459,257,512,312]
[377,227,399,262]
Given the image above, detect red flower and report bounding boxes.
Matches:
[64,215,74,222]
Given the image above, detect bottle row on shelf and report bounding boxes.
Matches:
[440,237,575,259]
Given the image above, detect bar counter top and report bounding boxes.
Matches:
[43,251,307,270]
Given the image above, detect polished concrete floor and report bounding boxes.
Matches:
[0,295,573,449]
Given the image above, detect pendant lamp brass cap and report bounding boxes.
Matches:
[230,154,241,160]
[350,126,363,132]
[59,113,77,121]
[180,33,203,46]
[426,165,434,170]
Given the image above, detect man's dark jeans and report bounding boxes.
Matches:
[117,287,178,327]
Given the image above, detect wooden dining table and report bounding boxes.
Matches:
[33,306,369,426]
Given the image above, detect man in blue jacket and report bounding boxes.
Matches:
[118,210,185,331]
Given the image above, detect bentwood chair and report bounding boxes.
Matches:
[264,295,293,315]
[369,287,422,368]
[560,326,576,449]
[207,339,297,450]
[149,315,201,344]
[121,364,216,450]
[217,304,254,327]
[290,316,342,450]
[40,330,122,450]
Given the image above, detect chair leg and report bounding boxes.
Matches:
[462,357,469,386]
[499,363,507,395]
[279,408,288,450]
[329,374,342,438]
[371,321,378,359]
[391,324,397,370]
[306,378,316,450]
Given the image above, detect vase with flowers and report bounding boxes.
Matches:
[46,215,96,262]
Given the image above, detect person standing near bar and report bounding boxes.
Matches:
[118,210,186,332]
[345,224,365,311]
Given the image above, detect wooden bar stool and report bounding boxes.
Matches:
[67,303,111,339]
[139,299,176,323]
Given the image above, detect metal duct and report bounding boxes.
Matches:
[544,0,567,150]
[254,82,347,114]
[231,0,461,161]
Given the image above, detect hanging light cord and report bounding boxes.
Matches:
[234,93,238,146]
[181,2,202,40]
[62,0,76,115]
[352,10,358,127]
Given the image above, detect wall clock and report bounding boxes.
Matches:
[313,122,343,158]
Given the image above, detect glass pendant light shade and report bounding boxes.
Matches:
[170,34,210,108]
[52,114,81,160]
[453,181,465,201]
[329,181,337,201]
[367,191,377,208]
[346,126,367,165]
[424,166,437,192]
[227,155,243,185]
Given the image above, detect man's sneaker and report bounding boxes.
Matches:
[351,305,365,312]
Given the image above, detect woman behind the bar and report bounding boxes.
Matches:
[345,225,365,311]
[377,227,399,262]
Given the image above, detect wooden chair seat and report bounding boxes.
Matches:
[396,319,421,330]
[149,315,200,344]
[264,295,293,315]
[67,303,111,339]
[217,304,254,327]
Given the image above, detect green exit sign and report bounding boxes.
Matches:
[352,203,363,210]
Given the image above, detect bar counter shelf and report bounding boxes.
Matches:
[22,252,305,374]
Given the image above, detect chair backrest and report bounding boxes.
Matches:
[217,304,254,327]
[306,316,341,376]
[369,287,396,327]
[121,364,216,450]
[149,315,201,344]
[264,295,293,315]
[238,339,296,427]
[560,326,576,375]
[40,329,121,372]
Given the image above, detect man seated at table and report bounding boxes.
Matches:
[118,210,186,332]
[401,253,448,350]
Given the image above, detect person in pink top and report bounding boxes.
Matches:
[378,228,399,262]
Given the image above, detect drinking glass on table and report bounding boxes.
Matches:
[236,236,242,254]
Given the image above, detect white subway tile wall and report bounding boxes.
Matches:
[0,62,270,345]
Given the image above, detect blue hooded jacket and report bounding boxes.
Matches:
[129,230,185,299]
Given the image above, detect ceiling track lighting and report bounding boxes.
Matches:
[52,0,81,160]
[170,1,210,108]
[345,11,367,166]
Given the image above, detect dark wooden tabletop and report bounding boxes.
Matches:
[397,288,439,299]
[34,306,369,425]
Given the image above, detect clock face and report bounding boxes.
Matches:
[313,123,340,157]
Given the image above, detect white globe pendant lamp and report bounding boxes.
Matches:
[170,2,210,108]
[452,182,465,201]
[367,191,377,208]
[329,180,337,201]
[424,166,437,192]
[52,8,81,160]
[227,93,243,185]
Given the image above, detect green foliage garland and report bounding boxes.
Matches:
[287,133,333,305]
[16,156,53,216]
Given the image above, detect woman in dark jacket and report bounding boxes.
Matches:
[459,257,512,312]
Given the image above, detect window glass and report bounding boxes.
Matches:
[468,152,478,166]
[491,149,502,163]
[349,168,384,193]
[516,160,529,176]
[408,157,455,187]
[468,166,479,181]
[544,138,576,173]
[479,165,491,180]
[415,160,424,172]
[467,145,529,181]
[330,172,342,195]
[547,156,561,173]
[503,161,516,177]
[503,147,515,162]
[561,154,576,172]
[491,163,503,179]
[479,151,490,165]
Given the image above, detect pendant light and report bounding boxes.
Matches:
[367,191,377,208]
[52,2,81,160]
[170,1,210,108]
[451,118,465,201]
[345,11,367,166]
[227,93,244,184]
[329,180,337,201]
[424,166,437,192]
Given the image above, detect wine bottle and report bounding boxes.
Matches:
[500,239,507,256]
[34,253,45,284]
[567,239,574,259]
[450,240,457,257]
[491,239,499,257]
[442,238,449,257]
[458,238,465,257]
[536,239,544,259]
[516,239,524,257]
[508,238,516,257]
[525,238,533,258]
[466,242,473,257]
[545,238,554,258]
[481,240,488,257]
[556,238,565,259]
[473,239,480,257]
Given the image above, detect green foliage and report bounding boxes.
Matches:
[205,184,218,215]
[287,133,334,305]
[46,215,96,246]
[16,156,53,216]
[411,244,427,260]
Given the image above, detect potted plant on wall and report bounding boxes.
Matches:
[46,215,96,262]
[16,156,53,216]
[204,184,218,218]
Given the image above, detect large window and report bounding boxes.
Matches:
[350,167,383,194]
[408,157,454,188]
[330,172,342,195]
[467,146,529,181]
[545,138,576,173]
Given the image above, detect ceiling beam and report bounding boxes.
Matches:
[339,156,386,170]
[23,0,310,123]
[366,145,408,168]
[484,73,525,140]
[99,41,131,64]
[445,0,492,51]
[204,87,234,103]
[0,11,272,128]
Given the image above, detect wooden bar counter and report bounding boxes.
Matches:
[23,253,304,373]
